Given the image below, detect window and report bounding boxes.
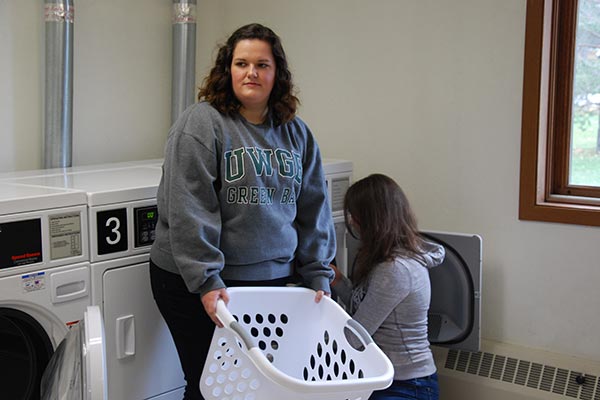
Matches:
[520,0,600,226]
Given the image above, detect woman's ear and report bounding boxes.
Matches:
[347,213,361,241]
[348,213,360,227]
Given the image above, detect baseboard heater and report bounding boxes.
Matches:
[434,341,600,400]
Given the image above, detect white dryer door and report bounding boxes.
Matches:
[41,306,107,400]
[82,306,107,400]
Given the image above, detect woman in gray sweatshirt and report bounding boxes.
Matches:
[150,23,335,400]
[332,174,444,400]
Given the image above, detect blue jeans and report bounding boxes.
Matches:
[369,373,439,400]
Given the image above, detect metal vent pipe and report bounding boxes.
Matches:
[44,0,74,169]
[171,0,197,124]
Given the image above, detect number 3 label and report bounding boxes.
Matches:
[97,209,128,255]
[105,217,121,245]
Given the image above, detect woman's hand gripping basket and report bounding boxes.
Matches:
[200,287,393,400]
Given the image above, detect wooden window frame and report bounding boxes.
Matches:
[520,0,600,226]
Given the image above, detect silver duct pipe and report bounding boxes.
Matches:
[171,0,197,124]
[44,0,74,169]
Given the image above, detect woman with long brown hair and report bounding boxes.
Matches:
[333,174,444,400]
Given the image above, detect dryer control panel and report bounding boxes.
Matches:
[322,159,353,276]
[322,159,352,218]
[90,200,157,262]
[134,206,158,247]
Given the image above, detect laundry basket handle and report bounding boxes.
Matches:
[215,299,256,351]
[347,318,374,346]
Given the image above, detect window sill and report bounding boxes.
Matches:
[519,199,600,227]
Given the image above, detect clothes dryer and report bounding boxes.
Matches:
[0,182,90,400]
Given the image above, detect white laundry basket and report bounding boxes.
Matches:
[200,287,394,400]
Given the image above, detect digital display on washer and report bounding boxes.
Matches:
[134,205,158,248]
[49,212,82,260]
[0,219,43,269]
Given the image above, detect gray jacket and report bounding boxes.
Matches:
[335,241,445,380]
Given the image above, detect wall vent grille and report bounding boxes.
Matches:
[444,349,600,400]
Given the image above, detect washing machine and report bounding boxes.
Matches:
[4,166,186,400]
[0,181,90,400]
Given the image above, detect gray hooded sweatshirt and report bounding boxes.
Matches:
[335,241,445,381]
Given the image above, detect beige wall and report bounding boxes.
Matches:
[0,0,172,170]
[2,0,600,363]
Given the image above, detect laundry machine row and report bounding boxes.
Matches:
[1,158,482,400]
[2,159,354,399]
[2,165,185,399]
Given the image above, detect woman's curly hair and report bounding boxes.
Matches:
[197,23,299,126]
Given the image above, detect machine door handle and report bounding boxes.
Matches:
[115,314,135,359]
[50,266,89,304]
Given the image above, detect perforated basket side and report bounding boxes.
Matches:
[227,288,392,380]
[201,287,394,399]
[201,328,289,399]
